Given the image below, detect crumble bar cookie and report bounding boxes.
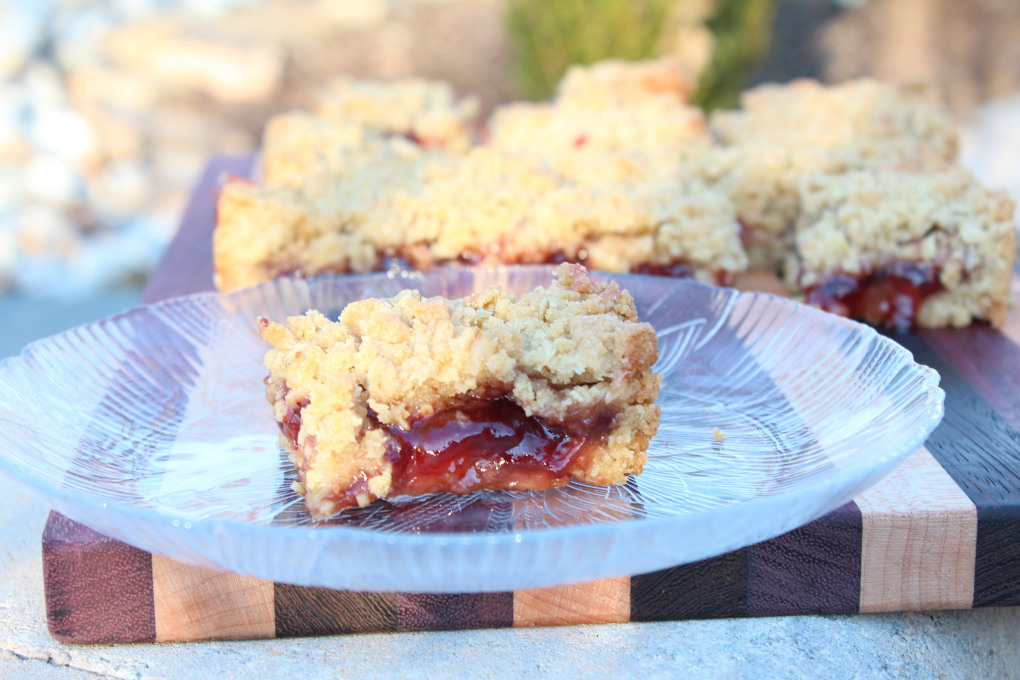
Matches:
[258,264,661,519]
[488,58,706,157]
[214,181,383,293]
[709,78,958,169]
[487,102,709,157]
[788,169,1016,329]
[382,147,747,284]
[555,56,696,108]
[313,76,479,152]
[260,113,368,190]
[684,145,846,270]
[704,79,959,271]
[217,144,747,291]
[259,112,459,192]
[214,136,457,292]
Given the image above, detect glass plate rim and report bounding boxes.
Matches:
[0,266,946,549]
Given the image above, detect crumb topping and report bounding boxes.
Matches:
[710,78,958,168]
[313,76,478,151]
[789,169,1016,327]
[214,66,1015,328]
[259,264,661,518]
[555,56,696,108]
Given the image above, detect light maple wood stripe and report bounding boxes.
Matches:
[513,577,630,627]
[153,556,276,642]
[854,446,977,613]
[999,275,1020,343]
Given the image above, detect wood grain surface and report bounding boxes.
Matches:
[274,586,396,637]
[747,503,862,616]
[38,157,1020,643]
[856,447,976,613]
[152,557,275,642]
[514,577,630,627]
[397,592,513,632]
[631,549,750,621]
[43,513,155,644]
[890,331,1020,607]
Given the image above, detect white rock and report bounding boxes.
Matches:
[0,166,24,212]
[26,215,174,297]
[88,161,151,219]
[15,204,80,258]
[0,91,33,163]
[22,63,67,109]
[103,215,173,273]
[0,110,21,152]
[110,0,164,22]
[0,3,45,79]
[15,254,79,299]
[181,0,259,19]
[29,108,98,161]
[52,9,119,72]
[23,155,85,205]
[0,84,29,147]
[79,107,144,160]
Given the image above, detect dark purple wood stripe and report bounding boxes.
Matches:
[42,512,155,643]
[390,496,515,631]
[920,326,1020,434]
[273,585,396,637]
[630,548,749,621]
[747,502,862,616]
[272,498,518,636]
[889,330,1020,607]
[396,592,513,631]
[143,155,252,304]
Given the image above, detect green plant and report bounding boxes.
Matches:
[507,0,677,100]
[505,0,778,110]
[694,0,777,110]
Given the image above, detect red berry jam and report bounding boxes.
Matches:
[279,400,306,450]
[276,396,619,510]
[632,261,696,279]
[383,398,615,497]
[804,262,944,330]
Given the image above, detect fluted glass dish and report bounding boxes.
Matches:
[0,266,944,592]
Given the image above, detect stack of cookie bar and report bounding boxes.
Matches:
[214,58,1016,329]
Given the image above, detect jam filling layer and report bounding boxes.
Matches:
[383,397,614,498]
[632,261,695,279]
[276,396,618,510]
[804,262,945,330]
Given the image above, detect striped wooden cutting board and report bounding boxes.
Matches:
[41,157,1020,643]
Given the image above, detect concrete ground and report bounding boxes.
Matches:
[1,291,1020,678]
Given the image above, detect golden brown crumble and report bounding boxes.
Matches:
[709,78,958,167]
[259,264,661,518]
[789,169,1016,327]
[555,56,696,108]
[213,67,1016,328]
[312,76,478,151]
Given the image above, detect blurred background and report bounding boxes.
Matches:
[2,0,1019,356]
